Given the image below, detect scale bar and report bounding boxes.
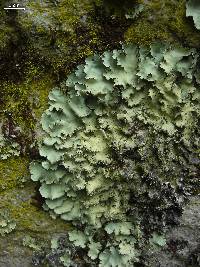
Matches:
[4,7,26,10]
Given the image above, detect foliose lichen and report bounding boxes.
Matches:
[0,210,16,236]
[30,43,200,266]
[186,0,200,30]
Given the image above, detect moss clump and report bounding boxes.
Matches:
[0,157,29,192]
[0,156,70,263]
[0,66,55,142]
[13,0,129,81]
[125,0,200,47]
[0,160,70,235]
[16,0,101,78]
[9,198,70,232]
[169,0,200,47]
[125,20,172,45]
[1,80,35,132]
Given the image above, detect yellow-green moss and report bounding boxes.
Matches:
[1,67,55,133]
[0,155,67,234]
[0,157,29,192]
[0,25,13,50]
[169,1,200,47]
[1,80,35,132]
[9,199,70,232]
[124,0,200,47]
[125,20,173,45]
[0,156,70,237]
[19,0,94,33]
[14,0,107,79]
[25,70,55,120]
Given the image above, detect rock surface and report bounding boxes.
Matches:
[147,197,200,267]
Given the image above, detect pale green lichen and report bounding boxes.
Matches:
[149,232,167,248]
[22,235,42,251]
[0,123,20,160]
[186,0,200,30]
[30,43,200,266]
[0,210,16,236]
[0,139,20,160]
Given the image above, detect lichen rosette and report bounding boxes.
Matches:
[30,43,200,266]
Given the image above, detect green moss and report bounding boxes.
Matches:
[169,1,200,47]
[0,155,70,246]
[14,0,127,81]
[124,0,200,47]
[25,72,56,120]
[16,0,100,76]
[20,0,93,32]
[0,157,29,192]
[125,20,172,45]
[9,199,70,232]
[1,67,55,134]
[0,157,70,233]
[1,80,34,131]
[0,25,13,50]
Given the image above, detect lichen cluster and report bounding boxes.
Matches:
[30,43,200,266]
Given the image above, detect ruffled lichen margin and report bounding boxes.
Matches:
[30,43,200,266]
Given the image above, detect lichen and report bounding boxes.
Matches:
[186,0,200,30]
[0,210,16,236]
[0,135,20,160]
[30,43,200,266]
